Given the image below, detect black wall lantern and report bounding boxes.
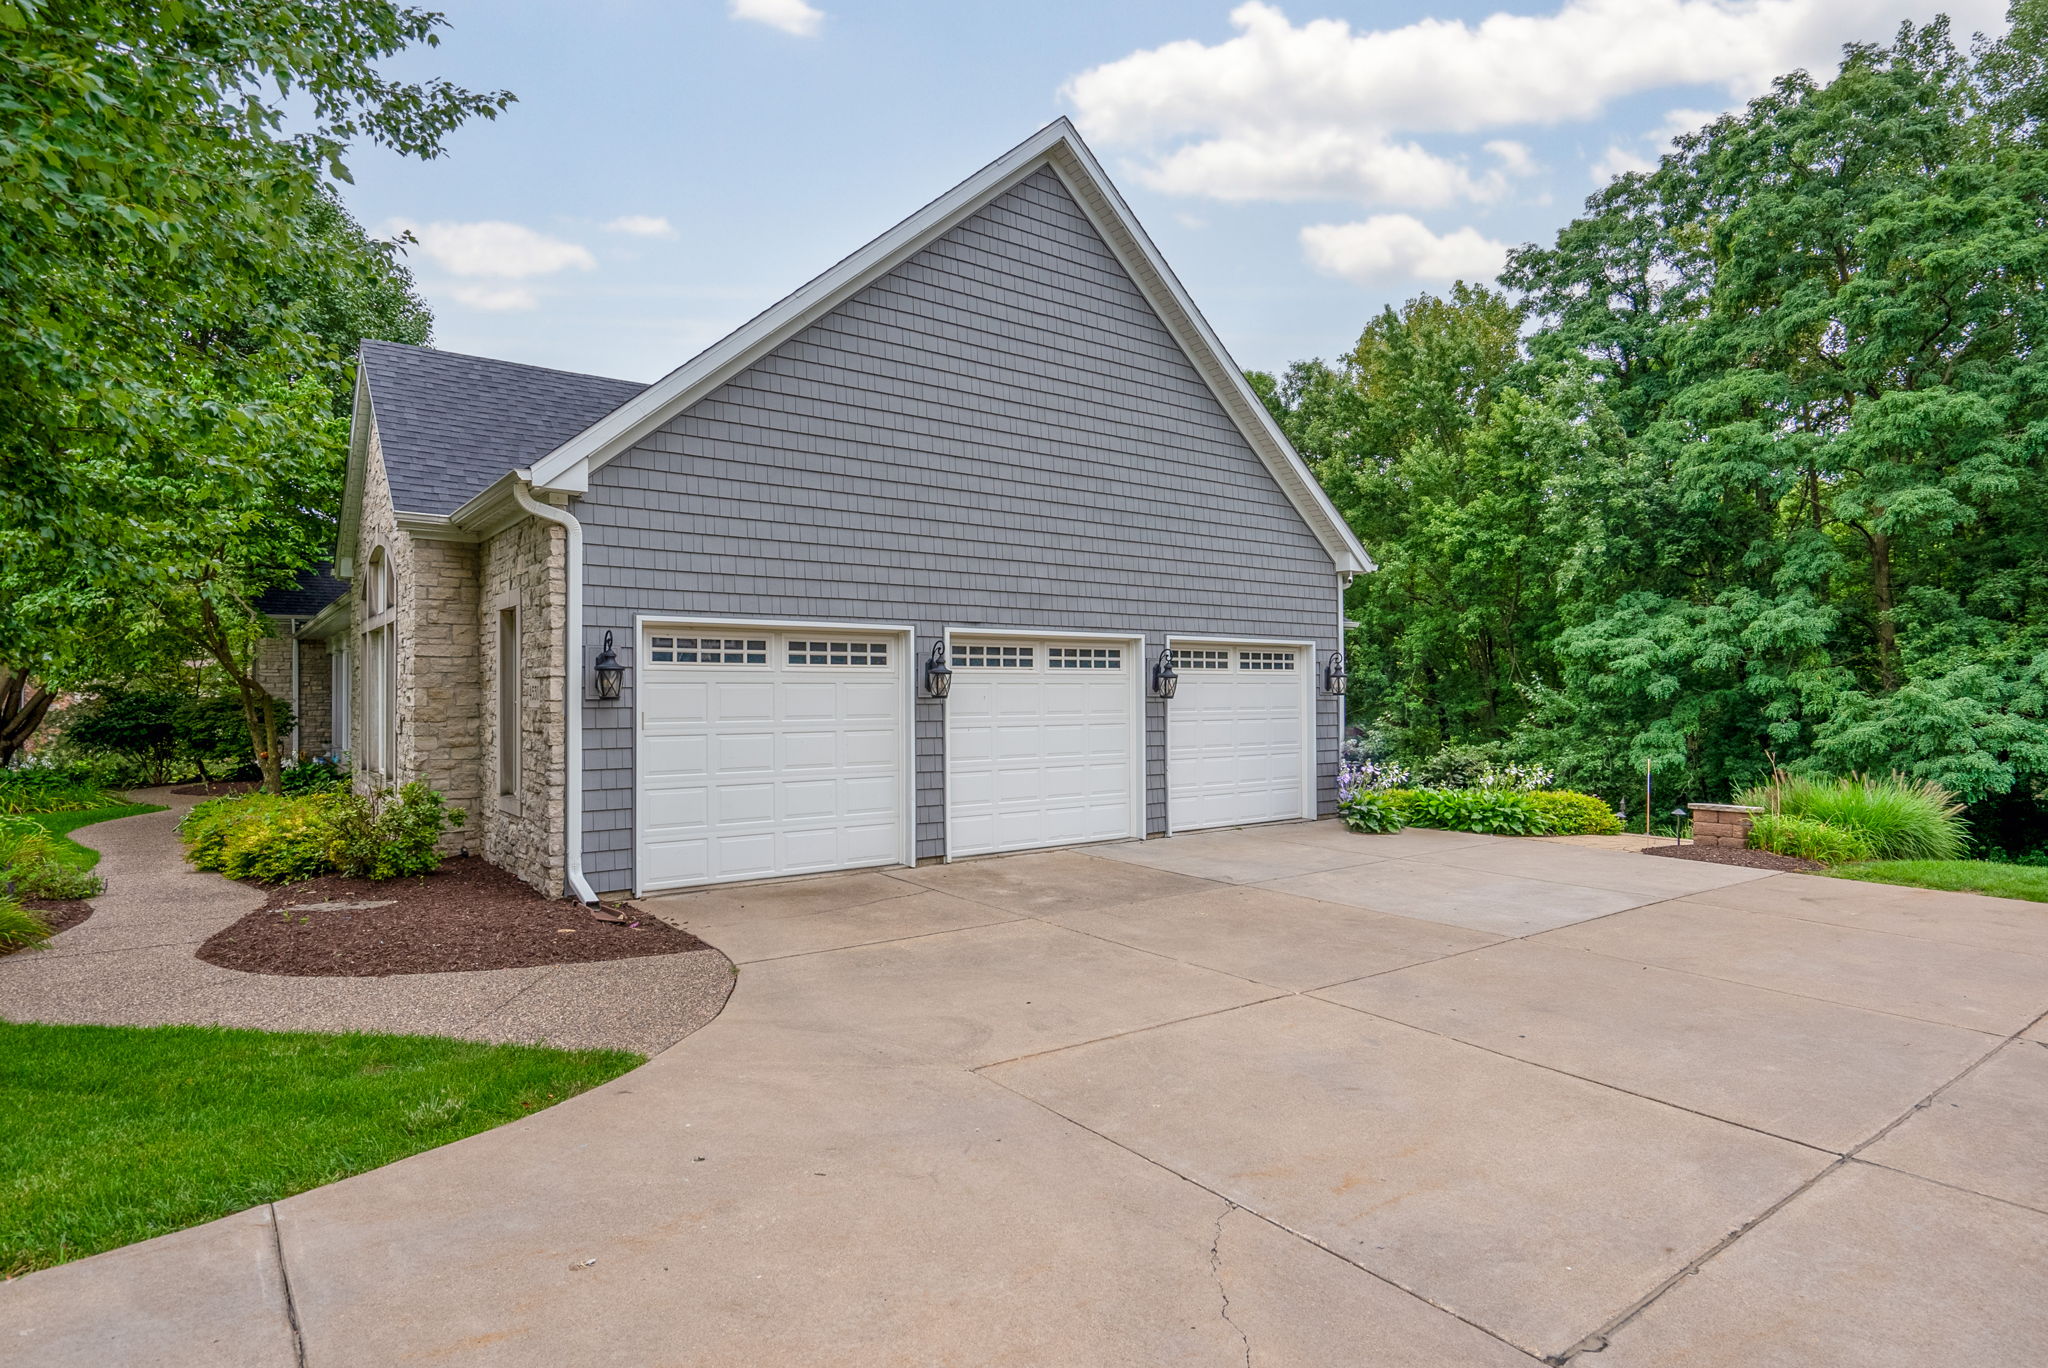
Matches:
[1151,647,1179,700]
[1322,649,1349,697]
[923,640,953,699]
[593,631,625,701]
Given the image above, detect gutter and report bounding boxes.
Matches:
[509,478,600,906]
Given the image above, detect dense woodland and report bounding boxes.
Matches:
[1254,8,2048,850]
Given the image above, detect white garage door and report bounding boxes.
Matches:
[947,635,1141,858]
[637,628,907,893]
[1167,642,1311,832]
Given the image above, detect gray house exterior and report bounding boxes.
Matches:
[329,121,1369,900]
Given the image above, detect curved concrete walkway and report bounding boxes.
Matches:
[8,821,2048,1366]
[0,790,733,1055]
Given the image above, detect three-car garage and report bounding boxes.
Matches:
[633,620,1320,894]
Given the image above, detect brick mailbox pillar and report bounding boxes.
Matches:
[1689,803,1763,850]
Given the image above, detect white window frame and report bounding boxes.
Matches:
[331,643,351,756]
[940,626,1147,862]
[629,614,917,897]
[359,543,398,779]
[1162,634,1319,836]
[496,604,521,803]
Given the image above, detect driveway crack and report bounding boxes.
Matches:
[269,1203,307,1368]
[1210,1204,1251,1368]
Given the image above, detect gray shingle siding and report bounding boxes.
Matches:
[574,166,1342,890]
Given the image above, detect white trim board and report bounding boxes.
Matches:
[526,120,1370,577]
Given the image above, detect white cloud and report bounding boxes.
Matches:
[729,0,822,37]
[1301,215,1511,286]
[1140,128,1529,208]
[1588,107,1727,183]
[1590,145,1658,183]
[604,214,678,238]
[447,284,540,312]
[388,219,596,279]
[1064,0,2007,206]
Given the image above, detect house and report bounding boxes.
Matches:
[253,564,350,761]
[324,120,1370,901]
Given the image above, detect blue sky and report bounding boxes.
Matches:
[338,0,2013,382]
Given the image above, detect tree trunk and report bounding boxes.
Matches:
[1869,529,1901,691]
[0,665,55,767]
[190,596,287,795]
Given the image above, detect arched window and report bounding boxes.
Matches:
[366,546,395,616]
[361,546,398,774]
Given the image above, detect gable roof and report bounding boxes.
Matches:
[525,119,1371,575]
[255,563,348,618]
[359,340,645,516]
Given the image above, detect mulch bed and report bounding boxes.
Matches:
[23,899,92,939]
[1642,844,1826,874]
[196,856,708,978]
[171,780,263,797]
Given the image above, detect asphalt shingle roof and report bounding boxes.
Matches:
[255,564,348,618]
[359,340,647,516]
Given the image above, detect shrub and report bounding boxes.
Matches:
[1738,771,1966,861]
[326,782,463,879]
[0,764,116,815]
[280,757,351,795]
[1526,790,1623,836]
[215,799,339,883]
[1408,744,1505,791]
[1750,813,1875,864]
[0,819,100,898]
[1338,792,1408,834]
[179,794,294,873]
[0,897,52,954]
[6,857,104,901]
[62,688,284,787]
[181,782,463,883]
[1389,787,1552,836]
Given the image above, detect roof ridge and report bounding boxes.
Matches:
[358,338,646,391]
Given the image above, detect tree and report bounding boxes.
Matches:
[1254,284,1565,753]
[0,0,500,784]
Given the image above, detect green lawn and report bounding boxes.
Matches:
[0,1023,641,1275]
[17,803,166,870]
[1828,860,2048,903]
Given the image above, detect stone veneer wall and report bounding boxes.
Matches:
[251,631,334,758]
[479,512,569,897]
[350,434,483,852]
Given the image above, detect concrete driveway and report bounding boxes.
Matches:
[11,822,2048,1366]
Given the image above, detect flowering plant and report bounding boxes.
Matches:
[1337,758,1413,800]
[1475,762,1555,792]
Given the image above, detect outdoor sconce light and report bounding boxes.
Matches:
[1151,647,1179,700]
[1322,649,1349,697]
[923,640,953,699]
[593,631,624,701]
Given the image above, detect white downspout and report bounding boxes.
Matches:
[510,480,599,905]
[289,626,302,758]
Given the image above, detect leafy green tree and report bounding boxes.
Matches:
[1255,284,1565,752]
[1500,9,2048,806]
[0,0,501,785]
